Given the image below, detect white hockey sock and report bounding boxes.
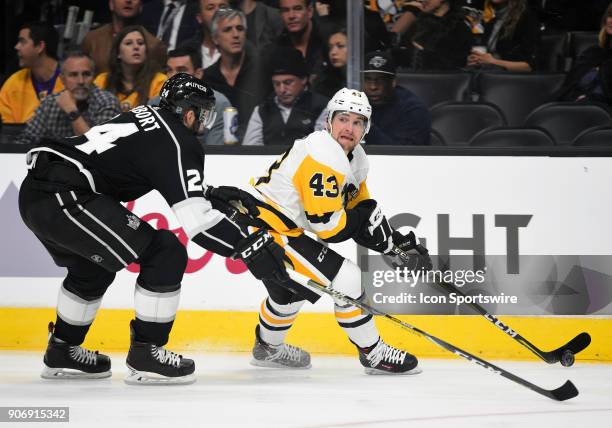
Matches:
[258,297,305,346]
[56,285,102,327]
[335,303,379,348]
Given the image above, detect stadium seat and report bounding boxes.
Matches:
[469,127,556,147]
[395,72,471,108]
[572,126,612,147]
[568,31,599,62]
[477,72,566,126]
[524,102,612,145]
[537,32,567,72]
[430,129,446,146]
[430,102,506,146]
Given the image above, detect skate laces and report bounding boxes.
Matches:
[366,341,406,367]
[151,345,181,367]
[69,346,97,365]
[270,343,302,362]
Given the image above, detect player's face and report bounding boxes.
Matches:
[328,32,347,68]
[363,73,395,106]
[166,56,196,78]
[199,0,229,31]
[280,0,313,34]
[109,0,142,19]
[213,15,246,55]
[119,31,146,66]
[61,57,94,101]
[15,29,40,68]
[272,74,307,107]
[329,112,367,153]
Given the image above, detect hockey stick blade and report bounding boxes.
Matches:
[548,380,579,401]
[391,246,592,365]
[544,332,592,364]
[284,268,579,401]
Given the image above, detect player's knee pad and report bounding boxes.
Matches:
[138,229,187,290]
[330,259,362,300]
[63,269,115,300]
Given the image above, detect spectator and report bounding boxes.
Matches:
[82,0,167,73]
[466,0,539,71]
[15,51,121,145]
[316,1,391,52]
[182,0,229,69]
[0,22,63,124]
[395,0,473,71]
[140,0,200,51]
[312,28,346,98]
[272,0,326,75]
[243,46,328,145]
[362,50,430,145]
[558,3,612,105]
[94,25,168,111]
[236,0,284,48]
[204,7,263,139]
[156,47,232,145]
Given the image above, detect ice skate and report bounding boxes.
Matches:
[358,339,421,375]
[125,321,195,385]
[251,326,311,369]
[41,322,111,379]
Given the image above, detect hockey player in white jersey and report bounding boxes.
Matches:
[208,88,432,374]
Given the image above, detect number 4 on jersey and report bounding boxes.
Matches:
[76,123,139,155]
[309,173,339,197]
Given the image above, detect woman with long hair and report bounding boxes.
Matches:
[558,4,612,104]
[312,29,347,98]
[467,0,539,71]
[94,25,167,111]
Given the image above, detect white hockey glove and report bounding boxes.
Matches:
[352,199,394,254]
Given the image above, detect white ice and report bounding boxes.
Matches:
[0,351,610,428]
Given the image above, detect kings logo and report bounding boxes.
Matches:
[126,214,141,230]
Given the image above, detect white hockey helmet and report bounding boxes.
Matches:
[326,88,372,136]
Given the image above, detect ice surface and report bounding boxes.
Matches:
[0,351,610,427]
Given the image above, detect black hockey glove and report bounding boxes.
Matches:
[205,185,261,217]
[235,229,288,282]
[391,231,433,272]
[205,185,268,228]
[352,199,394,254]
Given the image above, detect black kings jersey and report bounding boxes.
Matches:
[26,105,244,256]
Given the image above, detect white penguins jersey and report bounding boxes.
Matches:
[249,130,371,241]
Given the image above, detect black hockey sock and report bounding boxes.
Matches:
[53,316,91,345]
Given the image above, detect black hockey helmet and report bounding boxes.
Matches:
[159,72,217,130]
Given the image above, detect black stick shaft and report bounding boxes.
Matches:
[285,268,578,401]
[391,246,590,364]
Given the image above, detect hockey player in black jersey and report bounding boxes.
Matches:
[18,73,287,385]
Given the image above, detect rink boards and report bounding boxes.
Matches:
[0,152,611,360]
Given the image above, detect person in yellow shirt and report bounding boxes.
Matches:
[208,88,432,374]
[0,22,64,124]
[94,25,167,111]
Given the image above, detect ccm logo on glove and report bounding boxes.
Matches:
[239,231,272,259]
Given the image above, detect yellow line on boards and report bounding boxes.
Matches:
[0,308,610,362]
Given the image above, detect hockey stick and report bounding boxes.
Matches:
[284,267,578,401]
[389,246,591,366]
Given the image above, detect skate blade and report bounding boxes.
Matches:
[250,358,312,370]
[41,365,112,380]
[124,364,196,385]
[364,367,422,376]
